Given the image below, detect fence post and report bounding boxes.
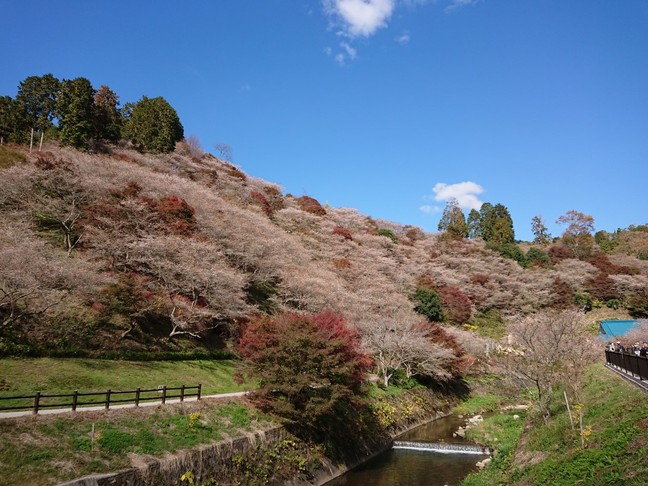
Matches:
[105,389,111,410]
[180,385,185,402]
[197,384,202,400]
[72,390,78,411]
[161,385,167,404]
[135,387,141,407]
[33,392,41,415]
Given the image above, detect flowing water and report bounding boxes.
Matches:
[326,414,488,486]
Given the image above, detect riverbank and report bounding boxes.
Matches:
[458,364,648,485]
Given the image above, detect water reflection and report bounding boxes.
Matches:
[327,415,487,486]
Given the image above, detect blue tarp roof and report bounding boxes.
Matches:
[599,320,639,339]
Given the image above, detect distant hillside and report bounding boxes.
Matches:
[0,143,646,357]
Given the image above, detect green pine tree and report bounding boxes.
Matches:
[58,77,95,150]
[123,96,183,153]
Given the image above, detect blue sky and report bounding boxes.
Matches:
[2,0,647,241]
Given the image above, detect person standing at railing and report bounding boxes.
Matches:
[640,342,648,358]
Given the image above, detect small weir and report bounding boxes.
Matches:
[393,440,490,455]
[327,414,490,485]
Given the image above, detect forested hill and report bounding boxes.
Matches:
[0,142,647,358]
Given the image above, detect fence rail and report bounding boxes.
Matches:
[0,384,201,414]
[605,351,648,381]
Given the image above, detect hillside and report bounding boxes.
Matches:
[0,143,647,358]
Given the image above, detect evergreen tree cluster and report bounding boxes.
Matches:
[438,199,515,245]
[0,74,183,153]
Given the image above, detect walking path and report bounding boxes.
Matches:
[0,391,249,419]
[604,364,648,393]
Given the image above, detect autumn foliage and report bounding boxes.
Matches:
[332,225,353,241]
[437,285,472,324]
[295,195,326,216]
[1,141,647,362]
[250,191,273,217]
[238,311,371,434]
[143,195,196,236]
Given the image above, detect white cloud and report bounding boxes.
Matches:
[430,181,484,210]
[322,0,478,64]
[419,204,442,214]
[329,42,358,65]
[323,0,396,38]
[445,0,478,13]
[340,42,358,59]
[395,32,411,45]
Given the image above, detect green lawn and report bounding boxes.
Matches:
[0,358,255,410]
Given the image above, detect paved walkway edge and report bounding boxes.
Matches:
[604,364,648,393]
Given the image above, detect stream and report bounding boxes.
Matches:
[326,414,488,486]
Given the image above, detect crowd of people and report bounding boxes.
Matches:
[608,341,648,357]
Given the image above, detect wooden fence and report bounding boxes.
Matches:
[0,384,201,414]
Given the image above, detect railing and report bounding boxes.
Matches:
[605,351,648,381]
[0,384,201,414]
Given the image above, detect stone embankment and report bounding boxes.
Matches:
[59,426,292,486]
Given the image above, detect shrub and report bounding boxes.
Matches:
[262,185,285,212]
[425,323,470,376]
[244,279,279,314]
[437,285,472,324]
[295,195,326,216]
[332,226,353,241]
[526,247,550,268]
[412,287,444,322]
[573,292,593,312]
[144,195,196,236]
[585,272,621,302]
[250,191,273,217]
[238,311,371,438]
[626,287,648,318]
[404,225,425,242]
[548,244,574,264]
[585,252,635,275]
[488,242,528,267]
[34,151,67,170]
[549,278,574,310]
[377,228,398,243]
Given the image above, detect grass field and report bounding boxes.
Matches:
[0,358,256,410]
[0,357,264,485]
